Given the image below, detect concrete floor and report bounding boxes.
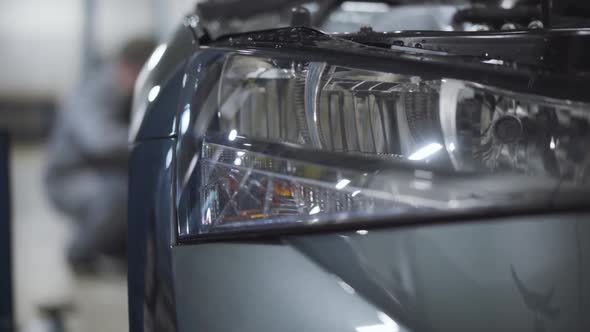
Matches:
[11,143,128,332]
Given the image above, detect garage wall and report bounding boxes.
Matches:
[0,0,195,99]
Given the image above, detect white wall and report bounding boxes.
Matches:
[0,0,195,99]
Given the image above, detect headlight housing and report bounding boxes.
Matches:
[175,29,590,240]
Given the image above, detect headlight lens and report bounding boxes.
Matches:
[177,50,590,239]
[216,55,441,157]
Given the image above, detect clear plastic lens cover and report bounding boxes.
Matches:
[177,51,590,237]
[216,55,440,157]
[191,138,565,235]
[198,141,395,233]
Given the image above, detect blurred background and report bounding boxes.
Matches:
[0,0,194,331]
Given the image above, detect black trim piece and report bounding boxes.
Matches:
[206,27,590,103]
[176,203,590,244]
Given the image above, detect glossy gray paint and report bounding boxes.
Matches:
[173,213,590,332]
[128,138,177,332]
[173,243,406,332]
[131,22,194,142]
[291,213,590,332]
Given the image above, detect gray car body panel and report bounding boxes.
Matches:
[173,243,403,332]
[128,138,177,332]
[173,213,590,332]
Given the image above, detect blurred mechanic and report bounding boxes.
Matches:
[45,38,156,272]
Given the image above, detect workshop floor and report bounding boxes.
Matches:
[11,142,128,332]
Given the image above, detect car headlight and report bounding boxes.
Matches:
[176,44,590,240]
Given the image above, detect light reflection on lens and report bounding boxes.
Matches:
[335,179,351,190]
[408,143,443,161]
[228,129,238,141]
[309,205,321,215]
